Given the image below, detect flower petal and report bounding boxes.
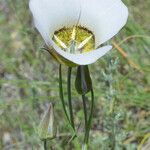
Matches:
[30,0,128,48]
[79,0,128,47]
[29,0,81,42]
[49,40,112,65]
[29,0,127,65]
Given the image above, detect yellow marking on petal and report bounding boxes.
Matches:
[52,26,95,53]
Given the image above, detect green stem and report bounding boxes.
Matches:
[59,65,76,141]
[67,67,75,130]
[82,94,88,144]
[82,89,94,146]
[44,140,47,150]
[59,65,70,123]
[86,89,94,143]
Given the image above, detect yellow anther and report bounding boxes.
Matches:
[53,35,67,49]
[77,35,93,50]
[71,26,76,41]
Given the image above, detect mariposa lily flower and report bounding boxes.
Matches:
[29,0,128,66]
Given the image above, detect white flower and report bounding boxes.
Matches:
[29,0,128,66]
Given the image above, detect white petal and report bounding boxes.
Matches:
[29,0,127,65]
[79,0,128,47]
[29,0,81,43]
[49,40,112,65]
[30,0,128,48]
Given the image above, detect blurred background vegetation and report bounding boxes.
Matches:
[0,0,150,149]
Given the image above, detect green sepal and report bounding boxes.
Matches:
[75,65,92,95]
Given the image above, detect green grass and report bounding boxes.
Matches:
[0,0,150,149]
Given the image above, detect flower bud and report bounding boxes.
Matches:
[38,103,54,140]
[82,144,88,150]
[75,65,92,95]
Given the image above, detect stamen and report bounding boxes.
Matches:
[53,35,68,49]
[77,35,93,50]
[71,26,76,41]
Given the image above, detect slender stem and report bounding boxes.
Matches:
[59,65,76,140]
[82,89,94,146]
[67,67,75,130]
[59,65,70,123]
[44,140,47,150]
[82,94,88,144]
[86,89,94,143]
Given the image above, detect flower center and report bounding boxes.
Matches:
[52,26,95,54]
